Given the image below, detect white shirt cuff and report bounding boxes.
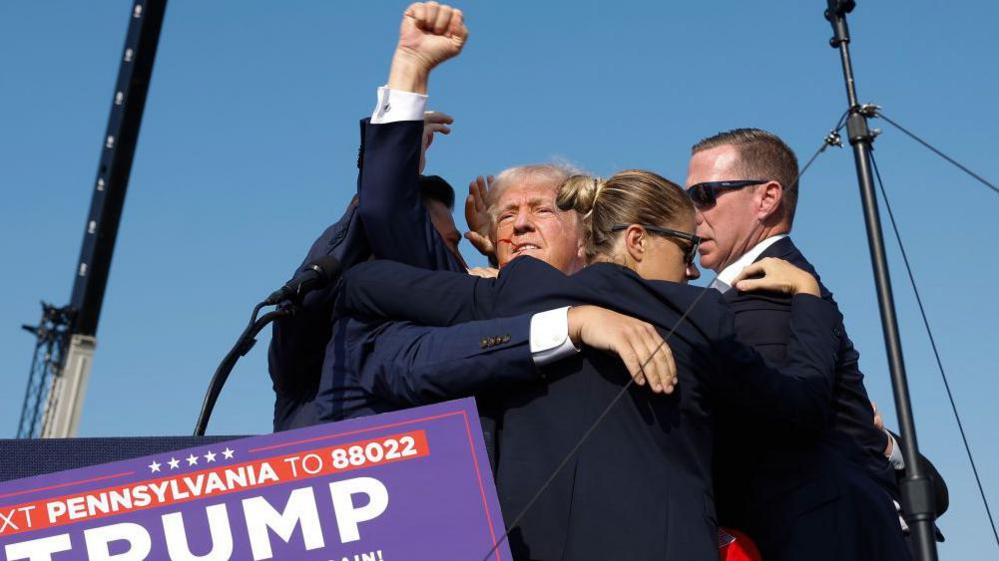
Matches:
[530,307,580,366]
[893,500,910,532]
[371,86,427,123]
[887,430,905,470]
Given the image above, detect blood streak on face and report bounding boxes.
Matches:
[491,181,584,274]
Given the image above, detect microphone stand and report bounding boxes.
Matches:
[823,2,938,560]
[193,303,293,436]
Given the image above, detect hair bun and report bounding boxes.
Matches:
[557,175,605,216]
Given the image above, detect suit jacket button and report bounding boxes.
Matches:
[481,338,489,348]
[502,334,511,343]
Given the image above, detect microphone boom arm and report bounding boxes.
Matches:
[193,305,292,436]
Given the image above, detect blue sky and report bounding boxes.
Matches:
[1,1,997,557]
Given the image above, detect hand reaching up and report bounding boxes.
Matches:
[464,175,496,259]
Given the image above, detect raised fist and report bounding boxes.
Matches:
[396,2,469,73]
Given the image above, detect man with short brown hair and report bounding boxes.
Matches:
[686,128,912,561]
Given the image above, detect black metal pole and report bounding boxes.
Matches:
[823,3,939,560]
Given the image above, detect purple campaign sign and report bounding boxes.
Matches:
[0,398,512,561]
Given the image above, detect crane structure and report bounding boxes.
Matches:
[17,0,167,439]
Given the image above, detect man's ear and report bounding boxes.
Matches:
[756,181,784,223]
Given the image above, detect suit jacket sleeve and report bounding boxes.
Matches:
[338,259,491,326]
[357,118,463,272]
[713,293,843,435]
[345,314,540,407]
[338,256,572,329]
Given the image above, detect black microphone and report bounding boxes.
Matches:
[264,255,342,305]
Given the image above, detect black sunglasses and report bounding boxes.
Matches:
[686,179,769,209]
[610,224,701,265]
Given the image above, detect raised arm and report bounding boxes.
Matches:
[358,2,469,271]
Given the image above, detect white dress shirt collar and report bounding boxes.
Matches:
[716,234,789,286]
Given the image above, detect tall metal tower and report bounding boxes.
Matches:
[17,0,168,438]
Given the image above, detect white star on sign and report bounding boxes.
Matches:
[203,450,217,463]
[186,454,199,466]
[168,457,180,470]
[148,461,161,473]
[221,447,235,460]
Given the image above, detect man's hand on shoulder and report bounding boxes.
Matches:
[389,2,469,93]
[568,305,678,394]
[732,257,821,297]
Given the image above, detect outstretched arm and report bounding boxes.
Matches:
[338,259,489,326]
[346,315,538,408]
[345,303,679,409]
[338,256,578,328]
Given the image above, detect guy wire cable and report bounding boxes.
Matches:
[874,111,998,196]
[476,118,846,561]
[869,149,999,550]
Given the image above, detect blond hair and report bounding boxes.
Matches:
[557,169,693,262]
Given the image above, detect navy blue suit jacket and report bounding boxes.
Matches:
[713,237,917,560]
[268,118,463,431]
[338,256,845,561]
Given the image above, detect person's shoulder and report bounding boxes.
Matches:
[577,264,727,327]
[768,238,839,302]
[500,255,569,279]
[725,286,792,310]
[657,278,721,310]
[766,237,820,277]
[652,282,733,344]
